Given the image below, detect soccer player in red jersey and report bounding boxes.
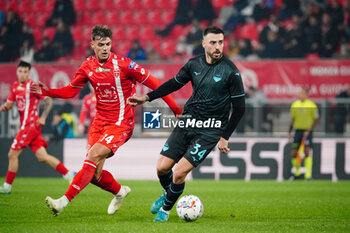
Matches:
[0,61,74,194]
[78,84,96,135]
[31,25,182,216]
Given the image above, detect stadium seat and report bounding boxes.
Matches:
[36,12,50,27]
[32,27,43,43]
[128,26,141,40]
[24,13,37,28]
[141,0,156,9]
[106,11,120,25]
[140,25,156,40]
[80,12,92,26]
[115,0,128,9]
[161,40,176,58]
[118,41,132,56]
[43,28,56,40]
[156,0,177,9]
[112,26,127,40]
[162,9,175,25]
[32,0,46,13]
[134,10,148,25]
[91,10,106,25]
[74,0,86,12]
[86,0,100,11]
[72,26,84,43]
[212,0,228,8]
[127,0,143,9]
[148,10,163,26]
[100,0,115,10]
[169,25,184,38]
[239,22,258,41]
[119,10,134,25]
[46,0,56,12]
[5,0,18,12]
[18,0,32,14]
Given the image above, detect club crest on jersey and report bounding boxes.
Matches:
[113,69,120,77]
[96,67,111,72]
[213,74,222,82]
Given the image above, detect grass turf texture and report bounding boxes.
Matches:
[0,179,349,233]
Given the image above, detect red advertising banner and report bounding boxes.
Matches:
[1,60,349,101]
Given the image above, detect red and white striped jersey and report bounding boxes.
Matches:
[7,79,44,129]
[70,52,150,126]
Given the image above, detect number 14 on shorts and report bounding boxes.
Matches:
[100,134,115,144]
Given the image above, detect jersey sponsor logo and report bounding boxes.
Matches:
[235,72,240,76]
[16,85,25,91]
[213,74,222,82]
[143,110,161,129]
[129,61,136,69]
[134,64,140,71]
[193,71,200,76]
[96,84,118,102]
[141,68,145,75]
[96,67,111,72]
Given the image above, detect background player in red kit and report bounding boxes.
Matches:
[78,84,96,135]
[0,61,74,194]
[31,25,182,216]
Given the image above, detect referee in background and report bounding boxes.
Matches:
[288,86,319,180]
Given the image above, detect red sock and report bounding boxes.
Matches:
[91,170,121,195]
[55,162,69,175]
[64,160,96,201]
[5,171,17,185]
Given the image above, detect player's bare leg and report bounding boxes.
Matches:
[0,149,22,194]
[35,147,74,182]
[45,143,110,216]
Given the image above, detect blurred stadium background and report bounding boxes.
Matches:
[0,0,349,181]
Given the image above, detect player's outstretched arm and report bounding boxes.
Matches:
[37,97,53,125]
[31,82,80,99]
[0,102,14,111]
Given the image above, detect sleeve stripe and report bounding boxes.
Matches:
[174,76,185,85]
[141,73,150,84]
[231,93,245,98]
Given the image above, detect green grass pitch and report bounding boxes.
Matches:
[0,178,349,233]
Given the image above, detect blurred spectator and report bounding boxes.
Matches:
[278,0,301,20]
[19,40,34,63]
[237,39,255,59]
[319,13,340,57]
[174,36,189,57]
[301,1,323,26]
[34,37,56,62]
[222,0,247,34]
[193,0,216,23]
[145,41,162,61]
[259,30,284,58]
[126,40,147,60]
[334,86,350,134]
[46,0,76,27]
[252,0,274,22]
[259,14,286,45]
[51,19,74,58]
[21,23,34,48]
[304,15,322,55]
[326,0,344,29]
[156,0,193,37]
[225,37,240,59]
[50,103,77,140]
[186,19,203,55]
[1,10,23,61]
[284,13,306,58]
[0,10,4,26]
[0,39,10,62]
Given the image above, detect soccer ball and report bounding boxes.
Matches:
[176,195,204,222]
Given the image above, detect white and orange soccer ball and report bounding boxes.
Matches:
[176,195,204,222]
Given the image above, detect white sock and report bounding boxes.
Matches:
[3,182,12,190]
[61,195,70,207]
[63,171,72,180]
[160,207,170,214]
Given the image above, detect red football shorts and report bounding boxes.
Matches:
[87,122,133,156]
[11,124,48,153]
